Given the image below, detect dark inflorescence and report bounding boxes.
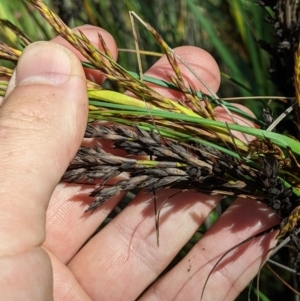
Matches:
[62,123,300,243]
[259,0,300,96]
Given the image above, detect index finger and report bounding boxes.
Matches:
[52,25,118,83]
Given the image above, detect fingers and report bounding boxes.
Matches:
[139,198,279,301]
[43,44,223,264]
[143,46,255,141]
[68,190,221,301]
[0,41,88,255]
[43,183,128,264]
[64,46,224,300]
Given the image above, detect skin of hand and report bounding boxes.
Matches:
[0,25,280,301]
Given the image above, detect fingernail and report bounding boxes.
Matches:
[16,41,72,86]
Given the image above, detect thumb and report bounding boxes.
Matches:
[0,41,88,255]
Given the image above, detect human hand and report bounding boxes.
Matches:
[0,25,279,301]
